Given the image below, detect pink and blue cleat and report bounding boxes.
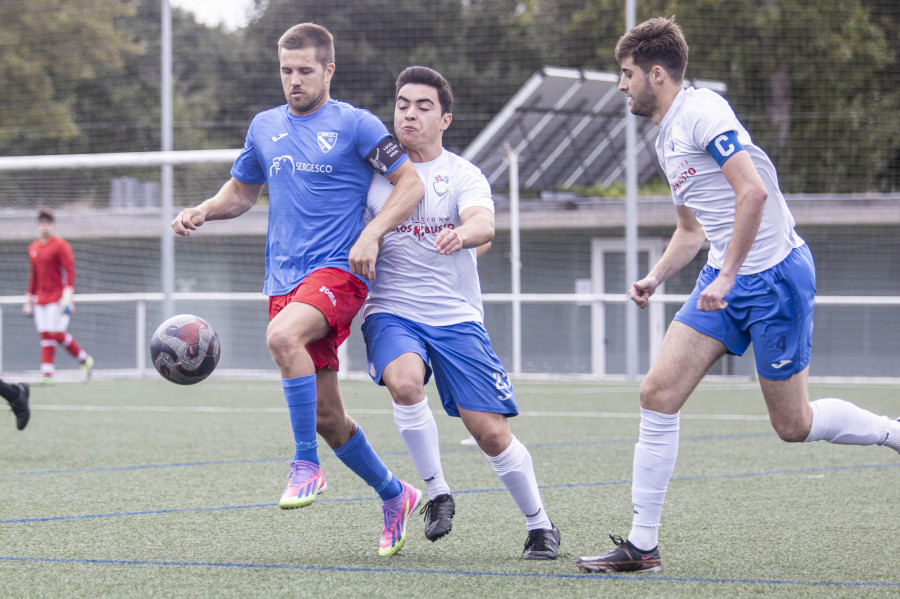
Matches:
[378,480,423,556]
[279,460,327,509]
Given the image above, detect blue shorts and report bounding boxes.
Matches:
[674,244,816,381]
[361,312,518,418]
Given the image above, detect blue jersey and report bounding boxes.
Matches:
[231,100,407,296]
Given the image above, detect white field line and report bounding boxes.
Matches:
[35,404,770,420]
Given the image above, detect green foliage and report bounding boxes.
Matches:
[0,0,896,192]
[0,0,139,148]
[568,177,670,198]
[554,0,898,192]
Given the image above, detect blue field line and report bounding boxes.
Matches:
[2,461,896,526]
[0,432,773,478]
[0,556,896,589]
[0,457,287,477]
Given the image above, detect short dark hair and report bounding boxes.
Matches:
[277,23,334,67]
[37,209,54,223]
[615,16,689,82]
[395,66,454,115]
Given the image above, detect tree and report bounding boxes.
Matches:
[229,0,545,153]
[545,0,896,192]
[0,0,139,152]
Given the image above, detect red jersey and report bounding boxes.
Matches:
[27,236,76,305]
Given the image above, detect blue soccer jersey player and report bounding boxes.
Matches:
[577,17,900,574]
[172,23,425,557]
[362,66,559,560]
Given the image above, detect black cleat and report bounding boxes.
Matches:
[577,535,661,573]
[420,493,455,541]
[522,524,560,560]
[10,383,30,431]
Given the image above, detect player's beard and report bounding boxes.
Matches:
[629,79,659,118]
[288,87,327,115]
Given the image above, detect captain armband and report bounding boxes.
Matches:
[705,130,744,167]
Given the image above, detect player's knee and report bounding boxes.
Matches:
[771,419,808,443]
[266,327,299,363]
[472,423,512,456]
[638,378,666,410]
[388,377,424,405]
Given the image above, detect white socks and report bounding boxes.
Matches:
[805,397,899,450]
[392,397,451,498]
[487,436,552,531]
[624,398,899,553]
[629,408,680,551]
[394,398,552,531]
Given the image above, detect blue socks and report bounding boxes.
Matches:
[334,426,403,500]
[283,374,318,464]
[283,375,402,500]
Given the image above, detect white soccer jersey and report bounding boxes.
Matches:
[363,149,494,326]
[656,87,804,274]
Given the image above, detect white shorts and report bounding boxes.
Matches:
[34,302,70,333]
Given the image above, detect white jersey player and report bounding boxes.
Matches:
[577,17,900,575]
[362,66,560,560]
[363,149,491,326]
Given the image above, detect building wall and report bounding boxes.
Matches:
[2,212,899,378]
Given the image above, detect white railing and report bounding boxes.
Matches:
[3,291,898,380]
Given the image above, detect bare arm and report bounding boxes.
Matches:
[349,159,424,280]
[171,178,264,236]
[434,206,495,256]
[696,150,767,312]
[629,204,707,309]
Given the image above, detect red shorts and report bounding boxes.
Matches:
[268,268,368,371]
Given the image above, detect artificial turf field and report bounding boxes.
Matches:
[0,377,897,598]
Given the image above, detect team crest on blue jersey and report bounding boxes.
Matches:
[269,155,295,177]
[433,174,450,196]
[317,132,338,153]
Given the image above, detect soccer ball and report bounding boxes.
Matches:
[150,314,220,385]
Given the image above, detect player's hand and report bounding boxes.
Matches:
[22,298,33,317]
[61,288,75,315]
[697,274,733,312]
[629,276,659,309]
[349,232,379,281]
[434,228,463,255]
[171,207,207,237]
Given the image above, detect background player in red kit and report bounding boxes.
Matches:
[23,210,94,385]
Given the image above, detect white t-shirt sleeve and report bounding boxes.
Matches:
[686,92,742,153]
[456,164,494,215]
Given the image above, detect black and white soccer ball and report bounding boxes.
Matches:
[150,314,220,385]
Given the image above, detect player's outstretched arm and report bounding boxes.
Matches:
[172,178,263,237]
[434,206,494,256]
[350,160,424,280]
[630,204,706,309]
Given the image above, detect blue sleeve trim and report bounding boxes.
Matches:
[705,131,743,167]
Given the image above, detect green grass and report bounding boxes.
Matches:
[1,378,898,598]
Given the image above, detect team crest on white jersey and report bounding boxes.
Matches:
[433,174,450,196]
[317,132,338,153]
[269,155,296,176]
